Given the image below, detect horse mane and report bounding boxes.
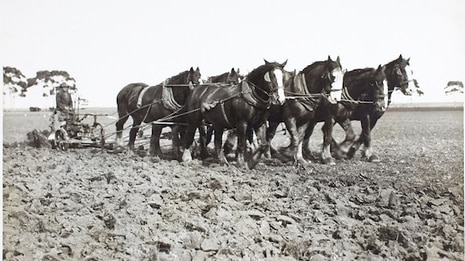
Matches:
[345,68,375,78]
[208,72,229,82]
[126,82,149,88]
[301,61,325,75]
[166,70,188,84]
[246,63,277,83]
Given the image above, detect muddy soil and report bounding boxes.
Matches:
[3,109,464,260]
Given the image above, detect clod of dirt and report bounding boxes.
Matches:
[26,129,51,148]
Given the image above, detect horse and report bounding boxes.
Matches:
[344,55,418,160]
[271,56,344,166]
[299,65,388,162]
[180,60,287,169]
[115,67,201,156]
[206,68,242,85]
[203,68,243,151]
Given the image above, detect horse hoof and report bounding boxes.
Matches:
[182,150,193,162]
[368,155,380,163]
[347,148,356,159]
[114,146,125,154]
[294,158,310,168]
[322,157,336,165]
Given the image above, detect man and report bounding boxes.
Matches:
[53,83,74,127]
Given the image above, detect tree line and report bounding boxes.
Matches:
[3,66,77,98]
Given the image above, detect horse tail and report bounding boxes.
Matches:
[115,83,148,145]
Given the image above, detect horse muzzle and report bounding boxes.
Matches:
[328,89,342,104]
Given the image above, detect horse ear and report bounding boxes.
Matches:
[406,58,410,65]
[231,68,235,74]
[236,68,240,74]
[189,67,194,72]
[327,55,333,62]
[264,59,270,64]
[336,56,341,65]
[196,67,200,72]
[398,54,403,60]
[281,59,288,68]
[377,64,385,73]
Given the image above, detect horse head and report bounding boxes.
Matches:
[226,68,242,85]
[264,59,287,105]
[187,67,202,89]
[372,65,388,112]
[321,56,344,104]
[385,55,419,96]
[246,59,287,105]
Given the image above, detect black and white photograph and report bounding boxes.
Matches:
[2,0,464,260]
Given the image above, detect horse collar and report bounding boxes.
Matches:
[341,87,356,103]
[241,81,271,109]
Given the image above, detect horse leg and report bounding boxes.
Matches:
[333,118,356,159]
[205,125,214,146]
[347,116,369,160]
[181,124,197,162]
[198,125,210,159]
[363,116,380,162]
[302,121,317,161]
[281,117,309,166]
[170,125,185,159]
[149,125,163,156]
[115,114,129,147]
[128,119,142,151]
[235,122,248,169]
[321,117,336,165]
[247,124,268,169]
[292,123,310,166]
[265,120,280,158]
[223,130,237,157]
[246,126,257,152]
[213,127,227,164]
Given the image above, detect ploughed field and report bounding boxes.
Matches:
[3,108,464,260]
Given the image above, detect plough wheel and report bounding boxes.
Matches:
[53,129,69,151]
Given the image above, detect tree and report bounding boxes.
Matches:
[3,66,27,96]
[445,81,464,95]
[26,70,77,97]
[413,79,424,96]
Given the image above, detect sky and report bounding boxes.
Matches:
[1,0,464,108]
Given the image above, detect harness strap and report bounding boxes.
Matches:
[199,86,233,128]
[291,72,317,111]
[219,101,232,128]
[341,87,355,102]
[162,81,182,111]
[137,86,150,108]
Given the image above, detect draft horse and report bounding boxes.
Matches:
[301,65,388,162]
[344,55,418,160]
[180,60,287,169]
[115,67,201,156]
[204,68,243,149]
[273,56,344,166]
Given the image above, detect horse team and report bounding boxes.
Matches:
[116,55,416,169]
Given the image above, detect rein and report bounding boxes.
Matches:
[163,84,195,88]
[339,81,384,105]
